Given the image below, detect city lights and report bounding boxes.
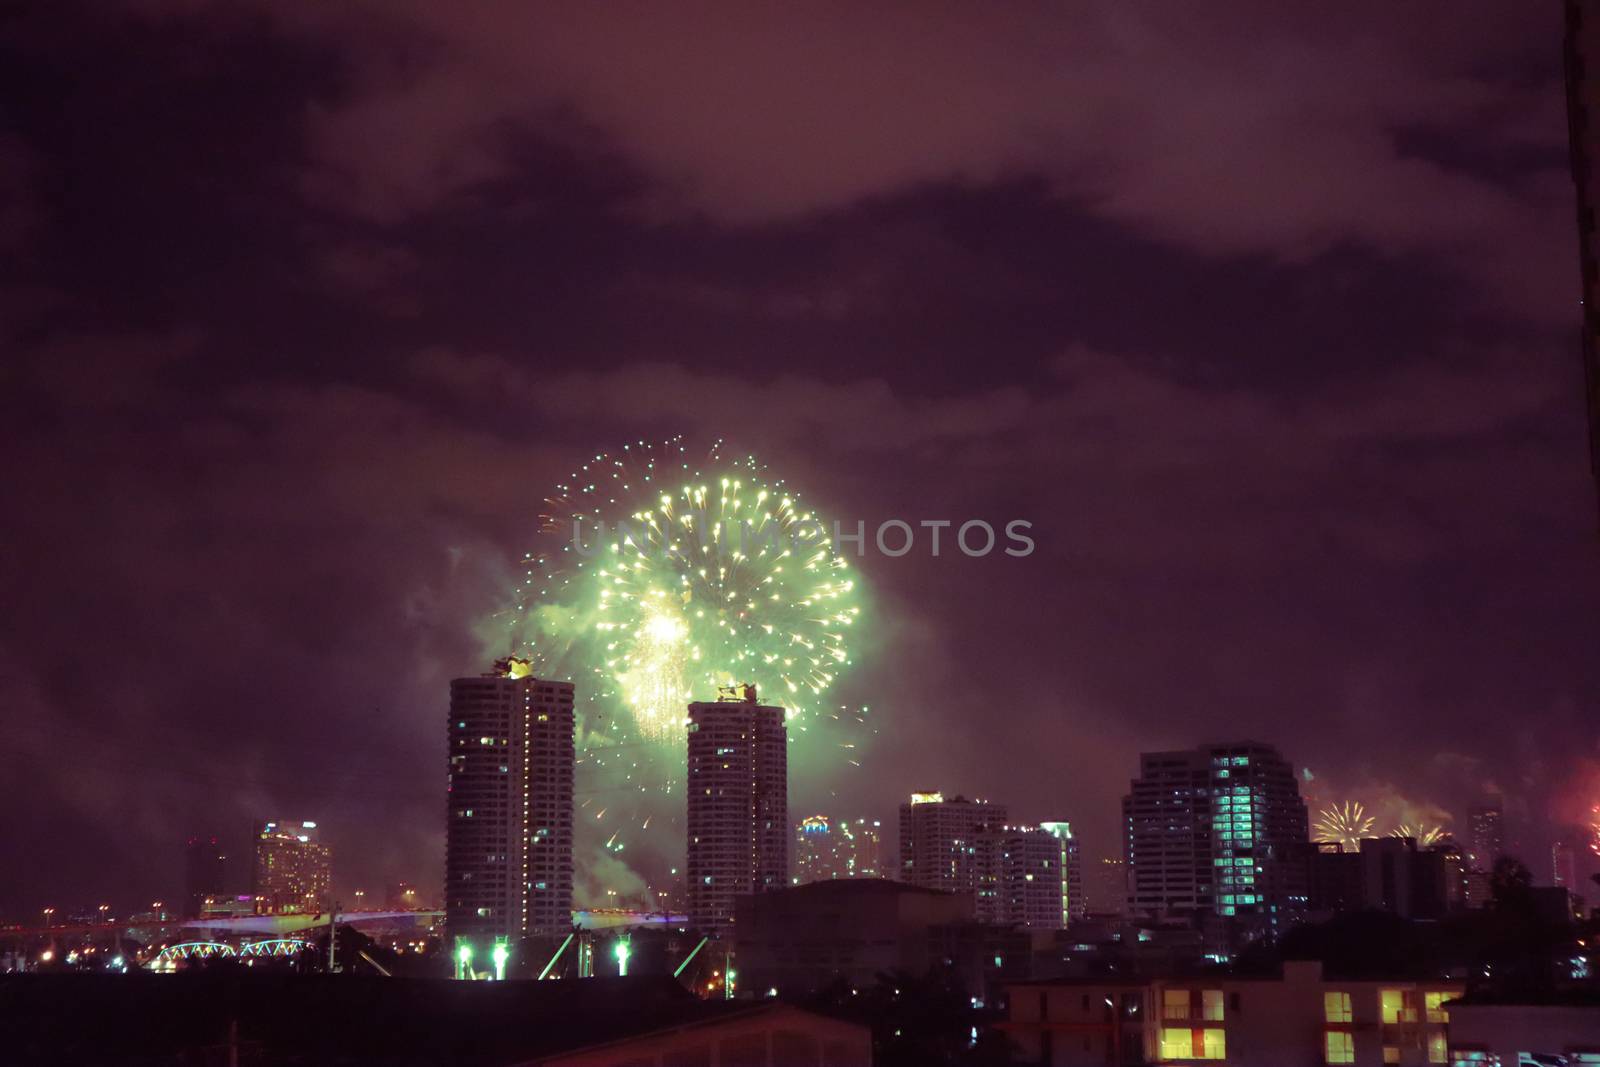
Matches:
[491,941,509,982]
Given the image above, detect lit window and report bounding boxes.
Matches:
[1384,1048,1400,1065]
[1160,1029,1192,1059]
[1324,991,1353,1023]
[1380,989,1402,1024]
[1325,1031,1355,1064]
[1424,991,1451,1023]
[1201,990,1224,1021]
[1201,1028,1225,1059]
[1427,1034,1446,1064]
[1163,989,1190,1020]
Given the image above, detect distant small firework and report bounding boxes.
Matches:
[1314,801,1375,852]
[1590,804,1600,858]
[1390,824,1448,849]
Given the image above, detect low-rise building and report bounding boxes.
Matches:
[1000,960,1462,1065]
[735,878,973,996]
[1445,994,1600,1065]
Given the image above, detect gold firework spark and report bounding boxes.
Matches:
[1314,801,1374,853]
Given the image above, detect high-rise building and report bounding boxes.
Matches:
[972,825,1068,929]
[445,658,575,955]
[794,815,883,884]
[1123,742,1309,932]
[898,792,1008,895]
[1553,840,1579,891]
[1089,857,1129,916]
[253,821,331,914]
[686,684,788,939]
[184,836,228,918]
[1040,821,1086,923]
[1468,802,1505,870]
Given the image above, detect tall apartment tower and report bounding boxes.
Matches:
[971,825,1069,929]
[1123,741,1308,933]
[1467,801,1505,869]
[1552,840,1579,891]
[898,792,1009,894]
[686,684,788,939]
[445,658,575,956]
[253,821,331,914]
[184,836,228,918]
[1041,821,1086,923]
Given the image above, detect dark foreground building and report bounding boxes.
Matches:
[0,972,869,1067]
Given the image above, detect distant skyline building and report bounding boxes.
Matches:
[794,815,883,884]
[1089,856,1129,916]
[1040,821,1086,923]
[686,684,788,939]
[898,792,1008,895]
[973,825,1068,929]
[445,658,575,955]
[1552,840,1579,891]
[1123,741,1309,932]
[1468,801,1505,870]
[253,820,331,914]
[183,836,227,919]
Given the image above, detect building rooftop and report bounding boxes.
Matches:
[0,973,748,1066]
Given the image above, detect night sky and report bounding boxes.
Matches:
[3,2,1599,916]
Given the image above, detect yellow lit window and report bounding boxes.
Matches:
[1324,991,1353,1024]
[1201,989,1225,1021]
[1326,1031,1355,1065]
[1380,989,1403,1024]
[1164,989,1191,1020]
[1201,1029,1226,1060]
[1384,1048,1400,1065]
[1424,991,1450,1023]
[1428,1033,1447,1064]
[1161,1028,1193,1059]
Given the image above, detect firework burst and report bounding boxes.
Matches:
[527,438,860,738]
[1389,824,1448,849]
[1314,801,1375,852]
[508,438,869,892]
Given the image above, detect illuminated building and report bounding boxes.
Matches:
[183,836,227,919]
[253,821,331,914]
[686,684,788,939]
[1041,821,1086,923]
[1003,961,1460,1066]
[1552,839,1579,890]
[897,792,1008,895]
[1123,742,1309,932]
[1467,801,1504,869]
[974,825,1068,929]
[793,815,883,883]
[446,658,575,956]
